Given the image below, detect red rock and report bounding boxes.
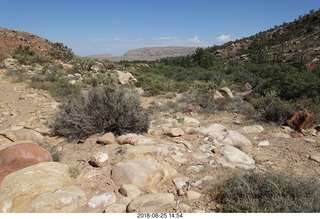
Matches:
[290,132,304,138]
[183,104,201,115]
[165,128,185,137]
[0,142,52,182]
[285,109,314,133]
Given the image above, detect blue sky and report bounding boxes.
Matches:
[1,0,319,56]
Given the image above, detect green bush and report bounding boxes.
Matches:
[48,77,81,99]
[12,45,49,65]
[250,91,293,123]
[5,68,28,82]
[82,73,114,87]
[50,86,150,140]
[213,171,320,212]
[185,81,217,113]
[50,43,74,62]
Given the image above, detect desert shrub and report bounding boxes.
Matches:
[134,72,169,96]
[48,77,81,99]
[29,64,74,97]
[30,64,65,83]
[50,86,150,140]
[213,171,320,212]
[82,73,114,87]
[185,81,217,113]
[38,142,60,162]
[68,165,81,178]
[5,68,28,82]
[250,91,293,123]
[50,42,74,62]
[12,45,49,65]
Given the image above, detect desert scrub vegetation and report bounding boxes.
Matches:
[50,86,150,140]
[82,73,114,87]
[29,63,81,99]
[50,42,74,62]
[212,171,320,212]
[5,67,28,82]
[12,45,50,65]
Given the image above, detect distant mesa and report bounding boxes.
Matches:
[86,54,113,59]
[87,46,199,61]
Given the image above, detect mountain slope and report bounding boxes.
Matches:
[209,9,320,69]
[0,28,53,60]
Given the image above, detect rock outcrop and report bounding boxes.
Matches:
[0,142,52,182]
[0,162,86,213]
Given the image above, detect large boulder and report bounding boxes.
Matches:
[183,116,201,127]
[127,193,175,212]
[1,128,44,142]
[219,87,233,98]
[214,90,225,99]
[194,123,226,139]
[284,109,314,132]
[0,142,52,182]
[82,192,116,213]
[25,186,87,213]
[124,146,170,158]
[112,70,137,85]
[219,145,255,170]
[216,130,252,149]
[164,128,185,137]
[119,184,141,198]
[0,162,87,212]
[117,133,154,146]
[239,125,264,134]
[97,132,116,145]
[111,158,177,189]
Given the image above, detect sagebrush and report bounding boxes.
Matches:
[212,171,320,213]
[50,86,150,140]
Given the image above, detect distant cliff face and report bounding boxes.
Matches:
[108,46,199,61]
[0,28,53,59]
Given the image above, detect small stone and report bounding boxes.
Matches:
[119,184,141,198]
[97,132,115,145]
[165,128,185,137]
[83,192,116,213]
[309,154,320,163]
[186,191,201,200]
[89,152,108,167]
[274,133,291,138]
[187,165,204,173]
[127,193,175,212]
[258,140,270,147]
[104,203,127,213]
[82,170,100,179]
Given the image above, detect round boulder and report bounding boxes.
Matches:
[0,142,53,182]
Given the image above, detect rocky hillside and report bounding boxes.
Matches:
[210,9,320,69]
[108,46,198,61]
[0,28,53,60]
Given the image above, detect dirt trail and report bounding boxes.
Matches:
[0,69,58,132]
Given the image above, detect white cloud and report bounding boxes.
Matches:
[188,35,201,44]
[152,36,180,41]
[216,34,232,43]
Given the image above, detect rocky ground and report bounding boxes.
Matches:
[1,69,320,213]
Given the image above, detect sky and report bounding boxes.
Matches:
[1,0,319,56]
